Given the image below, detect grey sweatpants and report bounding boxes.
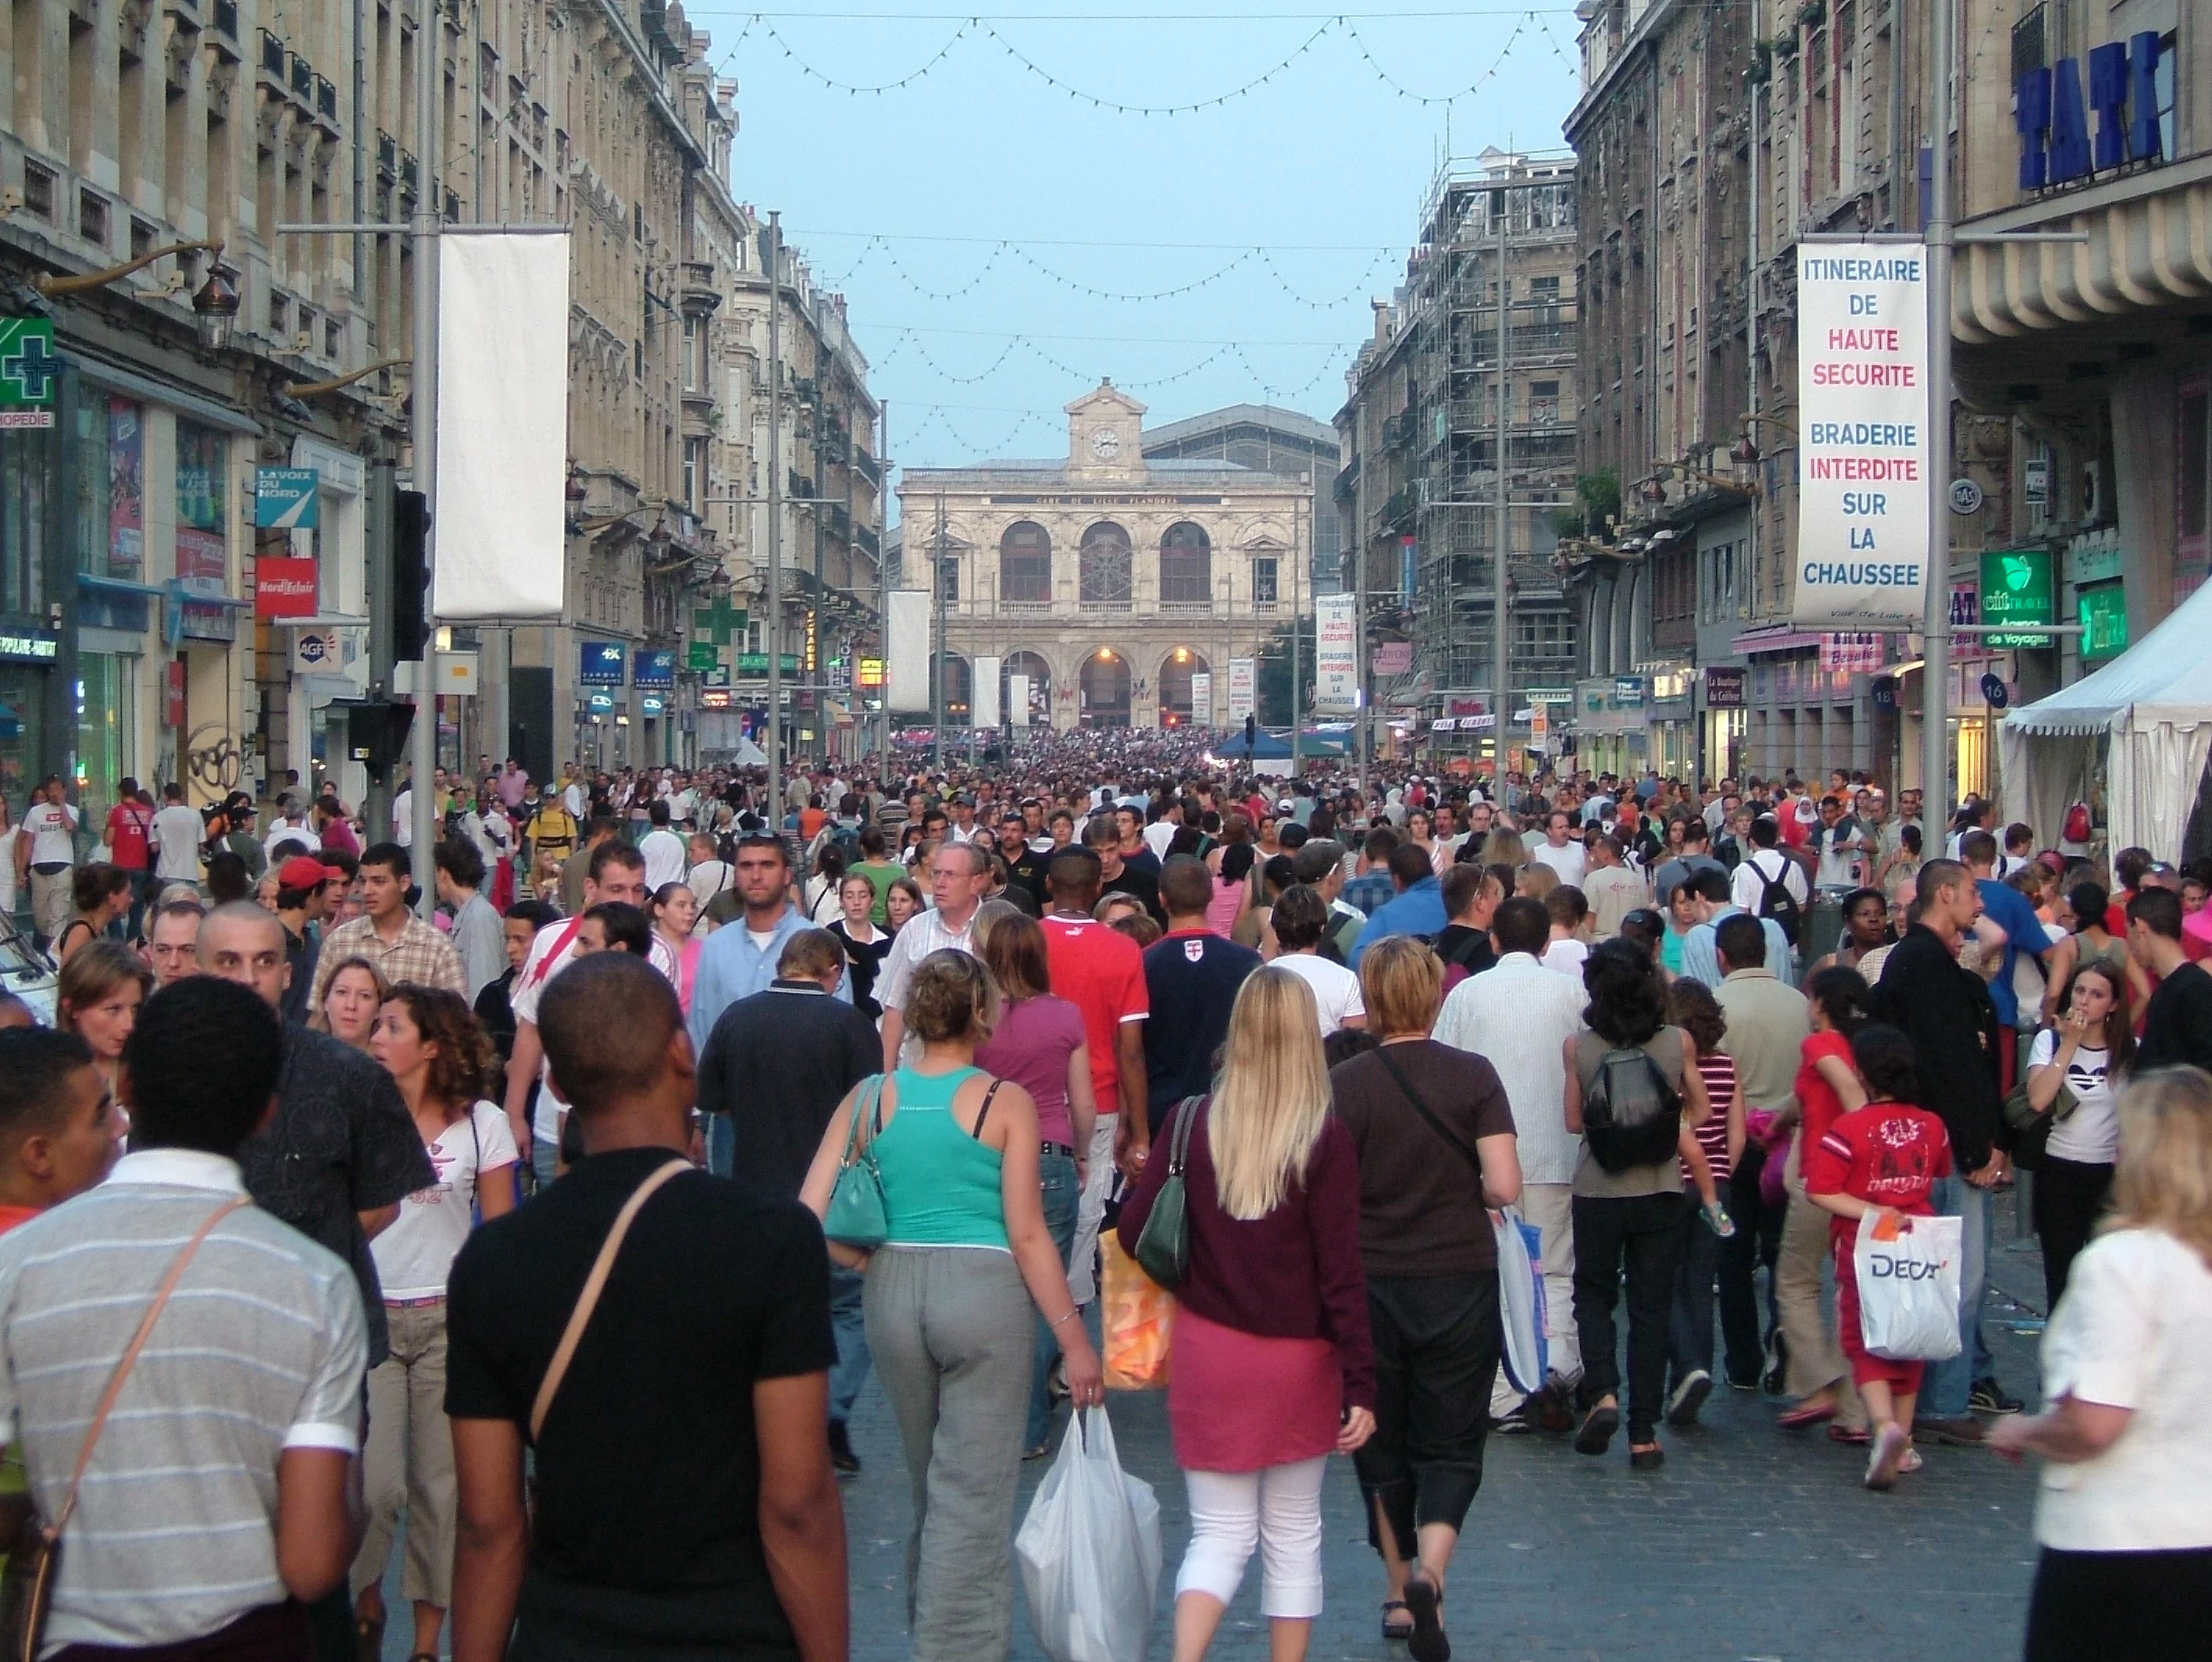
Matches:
[865,1245,1034,1662]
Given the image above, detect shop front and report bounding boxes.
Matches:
[1642,662,1696,781]
[1700,665,1747,784]
[1572,676,1647,779]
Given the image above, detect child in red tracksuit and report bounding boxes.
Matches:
[1803,1023,1953,1492]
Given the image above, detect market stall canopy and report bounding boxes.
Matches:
[2003,582,2212,861]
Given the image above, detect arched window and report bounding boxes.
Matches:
[931,653,972,722]
[1079,522,1133,605]
[999,521,1051,605]
[1001,651,1052,724]
[1159,521,1212,605]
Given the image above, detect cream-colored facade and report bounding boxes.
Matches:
[901,383,1310,731]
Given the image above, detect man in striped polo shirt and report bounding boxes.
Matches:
[0,978,367,1659]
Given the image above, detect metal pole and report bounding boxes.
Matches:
[1355,456,1368,807]
[1290,491,1301,768]
[932,490,947,773]
[1495,180,1512,796]
[408,0,441,902]
[878,401,890,764]
[767,211,783,822]
[1920,0,1954,824]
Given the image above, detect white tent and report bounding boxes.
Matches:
[2001,581,2212,860]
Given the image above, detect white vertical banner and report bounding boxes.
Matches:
[1008,673,1030,727]
[1793,241,1932,626]
[1315,594,1358,711]
[1228,658,1256,723]
[972,654,1001,728]
[433,231,571,618]
[887,590,932,711]
[1189,671,1212,724]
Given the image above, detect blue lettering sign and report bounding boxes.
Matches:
[2049,57,2090,182]
[2014,66,2050,189]
[2130,33,2163,162]
[2088,42,2128,170]
[580,640,626,685]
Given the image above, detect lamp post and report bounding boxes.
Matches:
[29,241,239,352]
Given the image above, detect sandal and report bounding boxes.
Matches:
[1402,1571,1449,1662]
[1380,1600,1413,1642]
[1777,1401,1837,1431]
[354,1612,384,1662]
[1573,1403,1618,1456]
[1629,1441,1665,1471]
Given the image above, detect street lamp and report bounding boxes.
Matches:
[34,240,239,351]
[191,263,240,352]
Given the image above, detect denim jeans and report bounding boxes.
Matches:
[1024,1147,1081,1450]
[530,1133,561,1195]
[707,1111,734,1178]
[830,1264,872,1425]
[1923,1173,1993,1418]
[1667,1193,1718,1389]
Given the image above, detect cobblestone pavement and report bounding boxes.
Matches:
[841,1233,2056,1662]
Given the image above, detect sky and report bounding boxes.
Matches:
[680,2,1584,494]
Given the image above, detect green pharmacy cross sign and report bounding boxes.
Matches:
[0,319,60,430]
[692,595,746,645]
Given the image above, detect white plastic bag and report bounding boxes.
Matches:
[1015,1406,1162,1662]
[1493,1207,1548,1393]
[1853,1211,1963,1361]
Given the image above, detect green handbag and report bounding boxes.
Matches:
[1133,1095,1204,1289]
[823,1075,890,1250]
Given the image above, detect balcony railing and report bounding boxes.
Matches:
[1158,600,1213,615]
[1080,598,1134,613]
[1002,599,1054,614]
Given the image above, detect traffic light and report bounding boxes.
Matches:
[391,489,430,662]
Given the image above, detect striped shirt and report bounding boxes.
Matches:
[0,1150,366,1655]
[1690,1050,1737,1186]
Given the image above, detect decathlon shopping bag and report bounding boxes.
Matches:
[1853,1211,1963,1362]
[1493,1207,1548,1393]
[1015,1407,1164,1662]
[1101,1233,1173,1391]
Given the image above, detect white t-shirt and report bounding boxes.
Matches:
[392,788,414,847]
[1731,847,1809,917]
[1143,821,1177,861]
[2035,1227,2212,1551]
[1542,937,1590,979]
[688,859,735,908]
[509,920,585,1143]
[2026,1029,2121,1164]
[22,802,77,868]
[265,824,320,860]
[640,826,688,890]
[1529,838,1586,887]
[1270,951,1365,1036]
[152,805,205,881]
[369,1102,519,1300]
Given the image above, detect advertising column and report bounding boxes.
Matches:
[1792,243,1933,627]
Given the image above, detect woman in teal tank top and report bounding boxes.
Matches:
[801,949,1102,1662]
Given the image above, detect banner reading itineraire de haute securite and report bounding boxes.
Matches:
[1793,241,1932,627]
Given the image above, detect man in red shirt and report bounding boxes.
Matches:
[1040,846,1148,1307]
[105,779,155,937]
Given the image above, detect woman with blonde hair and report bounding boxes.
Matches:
[1992,1068,2212,1660]
[800,949,1101,1662]
[1329,937,1518,1659]
[1118,967,1375,1662]
[317,954,391,1051]
[1479,826,1528,871]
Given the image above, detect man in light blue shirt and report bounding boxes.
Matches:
[688,833,851,1174]
[1679,865,1794,989]
[1350,843,1448,970]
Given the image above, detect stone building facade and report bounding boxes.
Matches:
[900,382,1311,732]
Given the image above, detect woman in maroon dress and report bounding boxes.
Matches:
[1118,967,1375,1662]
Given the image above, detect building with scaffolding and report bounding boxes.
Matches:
[1335,148,1582,769]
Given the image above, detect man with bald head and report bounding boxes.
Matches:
[198,902,432,1377]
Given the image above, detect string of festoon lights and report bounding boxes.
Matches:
[710,11,1571,114]
[820,235,1400,311]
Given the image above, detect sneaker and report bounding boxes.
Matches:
[1665,1369,1713,1427]
[1969,1378,2025,1415]
[1760,1332,1788,1396]
[1700,1200,1737,1239]
[827,1420,861,1475]
[1914,1414,1986,1446]
[1865,1423,1911,1490]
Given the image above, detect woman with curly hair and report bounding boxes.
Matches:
[353,985,518,1662]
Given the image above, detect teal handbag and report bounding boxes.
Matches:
[1133,1095,1203,1289]
[823,1075,890,1250]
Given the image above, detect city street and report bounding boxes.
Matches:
[838,1236,2053,1662]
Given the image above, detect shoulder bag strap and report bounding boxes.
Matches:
[52,1197,251,1539]
[1169,1093,1203,1174]
[1372,1045,1483,1175]
[530,1157,689,1443]
[969,1079,1005,1140]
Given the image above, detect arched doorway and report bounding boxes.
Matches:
[930,653,972,724]
[1001,651,1052,727]
[1079,648,1131,726]
[1079,522,1133,607]
[1157,647,1211,727]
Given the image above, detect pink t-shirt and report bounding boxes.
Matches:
[975,993,1087,1147]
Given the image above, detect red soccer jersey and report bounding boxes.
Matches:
[1804,1101,1953,1216]
[1040,914,1149,1118]
[105,801,152,871]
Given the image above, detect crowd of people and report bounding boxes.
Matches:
[0,733,2207,1662]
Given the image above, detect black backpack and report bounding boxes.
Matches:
[1582,1042,1684,1174]
[1749,852,1804,946]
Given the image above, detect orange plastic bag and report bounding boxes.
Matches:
[1100,1232,1173,1391]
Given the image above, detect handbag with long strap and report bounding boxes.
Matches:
[0,1197,251,1662]
[822,1077,890,1251]
[1132,1096,1202,1290]
[530,1159,690,1443]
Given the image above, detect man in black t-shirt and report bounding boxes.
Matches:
[2129,887,2212,1072]
[1141,856,1261,1134]
[1086,816,1163,925]
[447,954,844,1662]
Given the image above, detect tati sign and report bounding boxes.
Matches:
[1793,242,1932,626]
[255,557,319,619]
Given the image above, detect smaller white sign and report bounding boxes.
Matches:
[1008,674,1029,728]
[1189,671,1212,724]
[1228,658,1256,723]
[1315,597,1358,711]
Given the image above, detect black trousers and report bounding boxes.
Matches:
[1725,1140,1785,1379]
[1354,1272,1500,1560]
[2032,1156,2114,1312]
[1571,1191,1686,1440]
[2025,1547,2212,1661]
